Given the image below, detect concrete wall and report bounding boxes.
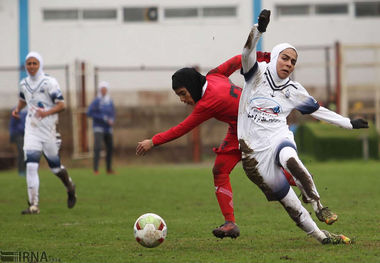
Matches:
[0,105,229,168]
[1,0,379,109]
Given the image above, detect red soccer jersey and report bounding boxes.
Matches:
[152,53,270,151]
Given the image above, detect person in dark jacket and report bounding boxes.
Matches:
[9,107,27,176]
[87,81,116,175]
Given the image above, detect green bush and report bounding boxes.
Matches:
[294,121,379,160]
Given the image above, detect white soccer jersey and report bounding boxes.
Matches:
[238,62,352,152]
[19,74,64,140]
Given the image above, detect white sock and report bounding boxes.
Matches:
[311,200,323,213]
[310,229,328,243]
[26,162,40,206]
[280,188,322,239]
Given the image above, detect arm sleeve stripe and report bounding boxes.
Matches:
[240,62,258,82]
[295,97,320,114]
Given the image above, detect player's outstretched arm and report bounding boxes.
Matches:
[136,139,154,156]
[242,9,270,73]
[310,106,369,129]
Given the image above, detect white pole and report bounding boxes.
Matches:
[340,45,348,117]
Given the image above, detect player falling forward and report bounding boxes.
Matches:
[12,51,76,214]
[238,10,368,244]
[136,53,274,239]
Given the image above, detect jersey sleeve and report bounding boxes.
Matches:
[292,83,320,114]
[207,55,242,77]
[310,106,352,129]
[18,80,26,101]
[48,77,64,103]
[152,104,213,146]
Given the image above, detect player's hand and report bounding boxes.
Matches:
[257,9,271,33]
[136,139,154,156]
[12,108,20,119]
[35,108,48,119]
[350,118,369,129]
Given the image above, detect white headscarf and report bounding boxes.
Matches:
[97,81,111,103]
[268,43,297,86]
[25,51,44,81]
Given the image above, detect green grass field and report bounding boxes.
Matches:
[0,160,379,263]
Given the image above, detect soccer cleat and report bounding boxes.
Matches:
[21,204,40,215]
[107,170,117,175]
[321,230,351,245]
[212,221,240,239]
[316,207,338,225]
[67,184,76,209]
[93,170,99,176]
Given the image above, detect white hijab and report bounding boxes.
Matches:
[97,81,111,103]
[268,43,297,86]
[25,51,44,81]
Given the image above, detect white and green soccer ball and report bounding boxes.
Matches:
[133,213,167,248]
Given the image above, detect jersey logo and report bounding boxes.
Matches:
[249,97,281,116]
[255,105,280,115]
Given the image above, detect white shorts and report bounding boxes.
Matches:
[24,133,59,158]
[242,139,296,201]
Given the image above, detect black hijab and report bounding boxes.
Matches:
[172,67,206,103]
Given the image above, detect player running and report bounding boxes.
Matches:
[238,10,368,244]
[136,53,274,239]
[12,51,76,214]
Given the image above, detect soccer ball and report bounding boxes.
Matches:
[133,213,167,248]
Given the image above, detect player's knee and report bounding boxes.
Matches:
[278,147,298,169]
[26,162,39,173]
[213,173,230,187]
[25,150,42,163]
[45,155,61,171]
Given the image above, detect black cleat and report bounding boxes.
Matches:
[67,184,76,209]
[212,221,240,239]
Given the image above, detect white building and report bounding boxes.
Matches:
[1,0,379,108]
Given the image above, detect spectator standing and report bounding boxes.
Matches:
[87,81,116,175]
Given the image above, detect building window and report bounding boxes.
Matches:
[164,7,198,18]
[315,4,348,14]
[83,9,117,20]
[355,2,380,17]
[202,6,237,17]
[277,5,310,16]
[123,7,158,22]
[43,9,79,20]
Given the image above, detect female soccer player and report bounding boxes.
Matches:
[12,52,76,214]
[238,10,368,244]
[136,52,272,239]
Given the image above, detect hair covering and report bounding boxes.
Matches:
[172,68,206,103]
[25,51,44,81]
[268,43,297,85]
[97,81,111,103]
